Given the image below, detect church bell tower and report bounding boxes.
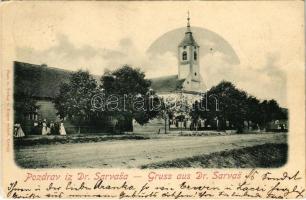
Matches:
[178,12,201,81]
[178,12,203,91]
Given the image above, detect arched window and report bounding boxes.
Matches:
[194,52,197,60]
[182,51,187,60]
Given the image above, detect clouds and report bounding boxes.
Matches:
[15,34,170,77]
[199,50,287,106]
[10,2,302,108]
[16,30,287,106]
[147,27,240,66]
[16,34,126,74]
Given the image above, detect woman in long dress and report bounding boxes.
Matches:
[50,121,55,135]
[59,122,66,135]
[14,124,25,138]
[42,120,48,135]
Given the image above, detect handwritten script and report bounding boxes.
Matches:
[6,169,305,199]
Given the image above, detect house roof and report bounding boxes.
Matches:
[14,61,73,99]
[14,61,188,99]
[150,75,185,93]
[14,61,100,99]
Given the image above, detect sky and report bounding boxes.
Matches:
[7,1,305,107]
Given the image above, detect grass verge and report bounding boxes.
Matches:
[14,134,149,147]
[141,143,287,168]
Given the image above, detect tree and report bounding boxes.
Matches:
[246,95,261,128]
[191,80,287,133]
[99,65,159,131]
[259,99,287,128]
[161,93,190,133]
[199,81,248,132]
[54,70,98,133]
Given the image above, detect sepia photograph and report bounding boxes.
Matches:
[11,2,292,169]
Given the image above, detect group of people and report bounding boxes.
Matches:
[13,119,67,138]
[170,118,209,130]
[33,119,66,135]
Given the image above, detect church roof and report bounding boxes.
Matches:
[179,32,199,47]
[178,13,199,47]
[150,75,185,93]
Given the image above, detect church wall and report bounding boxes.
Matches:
[183,78,204,92]
[191,63,200,80]
[178,46,191,79]
[188,46,201,83]
[178,64,190,80]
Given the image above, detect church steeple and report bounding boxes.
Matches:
[178,11,202,86]
[186,11,191,33]
[179,12,199,47]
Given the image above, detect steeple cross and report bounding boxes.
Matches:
[187,11,190,27]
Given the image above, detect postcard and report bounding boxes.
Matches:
[0,1,305,199]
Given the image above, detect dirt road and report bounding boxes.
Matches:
[15,132,287,168]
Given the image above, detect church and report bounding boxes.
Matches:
[151,15,205,98]
[133,15,206,133]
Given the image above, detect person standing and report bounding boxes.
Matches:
[186,118,191,130]
[200,119,205,130]
[33,120,39,135]
[59,122,66,135]
[46,121,51,135]
[14,123,25,138]
[50,121,55,135]
[41,119,48,135]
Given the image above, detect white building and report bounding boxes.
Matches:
[150,15,206,106]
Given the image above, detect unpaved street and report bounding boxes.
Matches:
[15,132,286,168]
